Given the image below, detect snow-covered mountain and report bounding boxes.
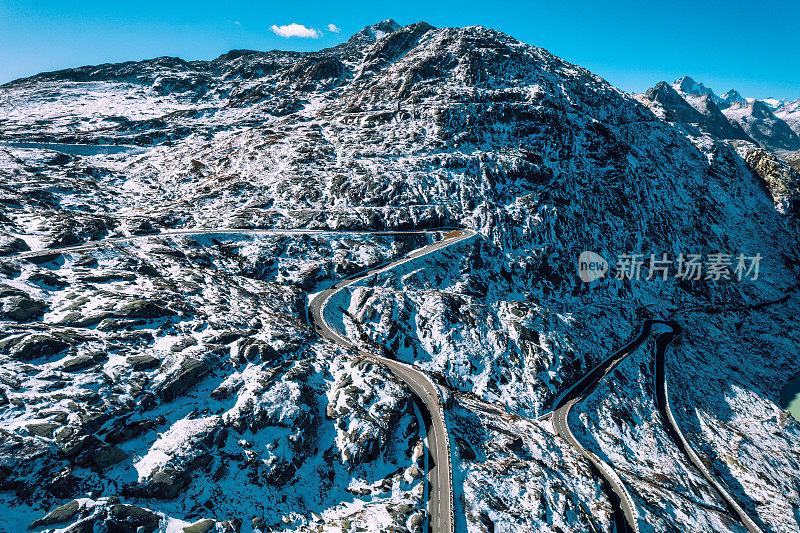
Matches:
[1,20,800,533]
[665,76,800,154]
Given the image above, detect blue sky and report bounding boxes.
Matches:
[1,0,798,99]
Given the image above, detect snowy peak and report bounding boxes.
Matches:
[673,75,719,100]
[643,81,752,141]
[721,89,746,105]
[345,19,403,47]
[666,76,800,153]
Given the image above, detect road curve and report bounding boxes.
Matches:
[310,229,477,533]
[4,226,477,533]
[552,321,665,533]
[653,324,765,533]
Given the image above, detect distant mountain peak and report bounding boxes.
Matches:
[721,89,746,104]
[346,19,402,46]
[673,76,718,100]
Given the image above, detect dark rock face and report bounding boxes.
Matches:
[10,334,69,360]
[138,467,190,500]
[105,504,161,533]
[743,147,800,214]
[1,295,47,322]
[30,499,80,528]
[157,358,209,401]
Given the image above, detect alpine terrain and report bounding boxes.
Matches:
[1,19,800,533]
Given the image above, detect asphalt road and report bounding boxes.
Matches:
[310,229,477,533]
[653,324,765,533]
[551,321,663,533]
[9,228,444,259]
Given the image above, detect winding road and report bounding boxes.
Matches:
[310,229,477,533]
[552,319,764,533]
[653,324,765,533]
[6,226,476,533]
[551,321,665,533]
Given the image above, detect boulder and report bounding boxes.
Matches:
[72,254,98,267]
[11,334,69,360]
[183,518,216,533]
[140,467,190,500]
[106,504,161,533]
[0,285,27,298]
[29,499,80,528]
[28,271,69,289]
[117,300,176,320]
[0,236,29,256]
[238,339,279,363]
[89,444,127,469]
[27,422,60,438]
[2,296,47,322]
[158,358,209,401]
[126,355,161,371]
[61,355,94,372]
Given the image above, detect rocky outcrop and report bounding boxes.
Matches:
[743,147,800,215]
[157,358,209,401]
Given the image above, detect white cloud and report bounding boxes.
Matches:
[327,24,340,33]
[270,23,320,39]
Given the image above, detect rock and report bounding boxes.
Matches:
[64,519,95,533]
[28,271,69,289]
[157,358,209,401]
[61,355,94,372]
[89,444,127,469]
[117,299,176,320]
[0,262,21,277]
[264,461,296,486]
[0,285,27,298]
[170,336,198,352]
[11,334,69,360]
[2,296,47,322]
[126,355,161,371]
[25,253,62,265]
[26,422,60,438]
[29,499,80,527]
[104,416,163,445]
[238,339,279,363]
[140,467,190,500]
[106,504,161,533]
[183,518,216,533]
[0,236,30,256]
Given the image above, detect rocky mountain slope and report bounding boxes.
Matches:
[1,20,800,533]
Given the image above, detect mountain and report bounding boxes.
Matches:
[775,98,800,137]
[721,88,747,105]
[640,81,752,141]
[665,76,800,154]
[672,75,720,101]
[1,21,800,533]
[723,99,800,152]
